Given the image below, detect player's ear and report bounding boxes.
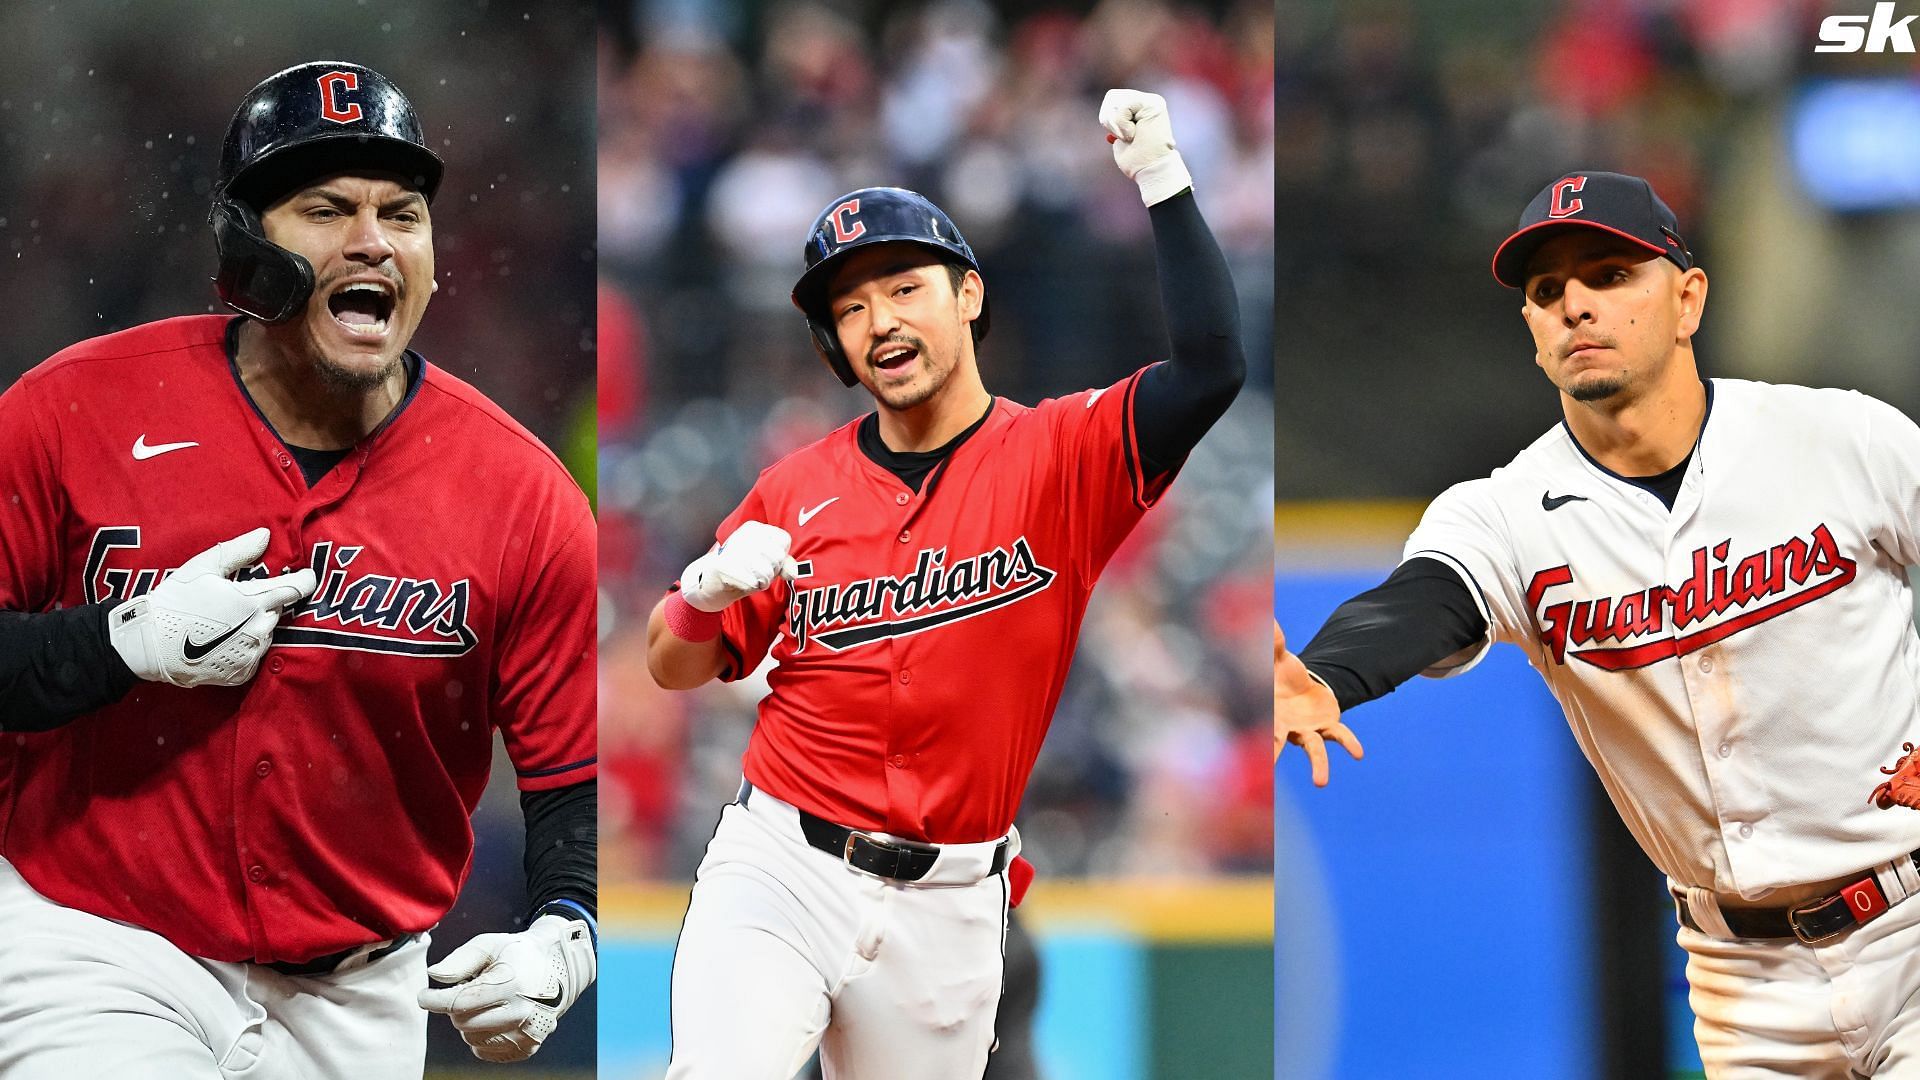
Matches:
[1675,267,1707,339]
[958,269,984,325]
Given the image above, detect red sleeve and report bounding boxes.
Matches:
[1039,367,1170,582]
[0,375,65,611]
[712,484,787,683]
[493,491,598,792]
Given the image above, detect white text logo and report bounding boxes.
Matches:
[1818,3,1917,52]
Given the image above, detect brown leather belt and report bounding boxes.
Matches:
[1674,850,1920,944]
[739,781,1009,883]
[261,933,414,977]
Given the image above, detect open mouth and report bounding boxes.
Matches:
[326,281,396,337]
[871,343,918,372]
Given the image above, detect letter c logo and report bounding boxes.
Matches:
[830,199,865,244]
[318,71,363,125]
[1548,176,1586,219]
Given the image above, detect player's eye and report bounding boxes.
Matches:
[836,304,862,322]
[305,207,341,221]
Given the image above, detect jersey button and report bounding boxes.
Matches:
[1738,823,1753,839]
[895,492,909,506]
[277,453,292,469]
[255,759,273,778]
[1698,657,1713,673]
[888,754,906,769]
[899,669,912,685]
[898,530,911,543]
[268,657,284,674]
[1717,743,1732,759]
[247,865,267,883]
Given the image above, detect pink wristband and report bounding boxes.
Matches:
[664,592,723,642]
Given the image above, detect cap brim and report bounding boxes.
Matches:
[1490,219,1668,289]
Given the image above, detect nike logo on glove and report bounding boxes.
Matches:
[132,435,199,460]
[523,989,565,1008]
[1542,492,1589,512]
[182,622,247,662]
[798,498,839,527]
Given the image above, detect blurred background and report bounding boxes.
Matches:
[1276,1,1920,1077]
[0,3,597,1076]
[594,0,1275,1076]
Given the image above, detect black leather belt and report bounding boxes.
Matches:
[740,781,1009,883]
[1675,849,1920,945]
[261,933,414,977]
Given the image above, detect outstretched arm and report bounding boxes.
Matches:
[1276,557,1489,783]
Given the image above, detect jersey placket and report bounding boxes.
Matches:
[1660,456,1764,891]
[233,449,366,960]
[876,461,947,838]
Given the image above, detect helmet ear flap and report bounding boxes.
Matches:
[210,198,315,324]
[808,317,859,387]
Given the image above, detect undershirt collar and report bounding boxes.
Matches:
[856,400,994,493]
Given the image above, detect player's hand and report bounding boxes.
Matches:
[1098,88,1193,207]
[679,520,799,613]
[1275,621,1363,784]
[107,527,316,688]
[417,914,596,1063]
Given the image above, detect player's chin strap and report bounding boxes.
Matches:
[209,196,314,324]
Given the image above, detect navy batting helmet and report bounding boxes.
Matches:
[210,62,443,323]
[790,187,990,387]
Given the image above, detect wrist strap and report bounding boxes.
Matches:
[663,591,722,642]
[537,898,598,946]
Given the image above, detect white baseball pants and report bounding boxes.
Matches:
[0,856,429,1079]
[1682,880,1920,1077]
[667,787,1012,1080]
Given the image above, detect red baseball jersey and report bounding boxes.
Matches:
[712,368,1173,843]
[0,315,595,963]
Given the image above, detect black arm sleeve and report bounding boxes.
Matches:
[520,778,597,923]
[1296,557,1490,712]
[1130,191,1246,475]
[0,603,138,732]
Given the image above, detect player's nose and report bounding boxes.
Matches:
[341,207,396,264]
[1560,278,1599,326]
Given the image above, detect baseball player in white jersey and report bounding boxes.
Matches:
[1276,170,1920,1076]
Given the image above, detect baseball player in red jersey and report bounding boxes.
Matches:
[0,63,595,1076]
[646,89,1245,1078]
[1279,171,1920,1075]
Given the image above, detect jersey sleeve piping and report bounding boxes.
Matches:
[1403,549,1496,678]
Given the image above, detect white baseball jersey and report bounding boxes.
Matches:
[1405,378,1920,899]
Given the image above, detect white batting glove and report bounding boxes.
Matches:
[107,527,317,688]
[417,914,596,1063]
[1099,88,1193,207]
[679,520,799,613]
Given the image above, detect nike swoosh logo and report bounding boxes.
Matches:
[182,622,246,662]
[523,989,565,1009]
[1086,387,1110,409]
[798,497,839,527]
[132,435,199,460]
[1542,492,1589,511]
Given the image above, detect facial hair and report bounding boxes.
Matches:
[867,332,947,411]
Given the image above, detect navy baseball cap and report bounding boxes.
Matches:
[1491,171,1694,289]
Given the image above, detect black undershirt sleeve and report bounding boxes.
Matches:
[1129,191,1246,476]
[520,778,597,923]
[0,603,138,732]
[1296,557,1490,712]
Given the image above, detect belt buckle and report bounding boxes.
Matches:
[1788,893,1855,945]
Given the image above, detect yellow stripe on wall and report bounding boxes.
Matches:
[602,878,1273,943]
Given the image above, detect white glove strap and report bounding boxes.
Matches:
[1134,152,1193,207]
